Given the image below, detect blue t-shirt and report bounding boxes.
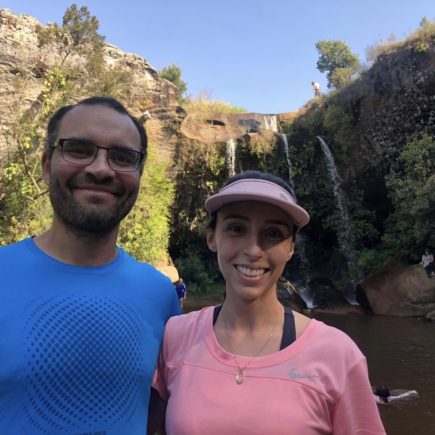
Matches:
[0,238,180,435]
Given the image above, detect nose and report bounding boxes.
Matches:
[84,148,115,178]
[243,233,264,259]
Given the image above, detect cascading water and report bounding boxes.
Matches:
[281,133,314,307]
[280,133,295,192]
[226,139,236,176]
[317,136,358,301]
[263,115,278,133]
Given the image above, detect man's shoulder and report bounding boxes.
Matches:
[0,238,30,256]
[119,251,174,286]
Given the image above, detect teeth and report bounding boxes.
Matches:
[237,266,266,276]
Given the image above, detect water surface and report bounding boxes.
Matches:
[316,313,435,435]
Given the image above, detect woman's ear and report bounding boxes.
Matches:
[287,240,295,261]
[206,229,217,252]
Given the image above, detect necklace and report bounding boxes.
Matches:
[220,309,281,385]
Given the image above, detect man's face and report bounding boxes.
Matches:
[43,104,142,234]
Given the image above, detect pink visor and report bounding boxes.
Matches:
[205,179,310,228]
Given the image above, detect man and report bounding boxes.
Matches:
[0,97,180,434]
[174,277,187,309]
[311,81,321,97]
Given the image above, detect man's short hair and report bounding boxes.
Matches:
[45,96,148,169]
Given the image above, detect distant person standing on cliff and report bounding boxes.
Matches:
[311,81,321,97]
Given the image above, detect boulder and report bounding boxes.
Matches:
[309,276,349,309]
[360,264,435,316]
[277,278,307,312]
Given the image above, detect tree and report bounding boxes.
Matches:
[383,134,435,259]
[160,64,187,102]
[36,4,105,63]
[315,40,360,89]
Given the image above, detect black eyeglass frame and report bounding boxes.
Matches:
[53,138,145,172]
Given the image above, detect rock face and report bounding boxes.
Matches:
[360,264,435,316]
[0,8,182,162]
[180,113,279,143]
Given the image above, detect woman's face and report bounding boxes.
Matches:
[207,201,295,302]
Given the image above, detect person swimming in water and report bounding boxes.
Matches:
[373,386,419,404]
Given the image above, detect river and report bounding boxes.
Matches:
[315,313,435,435]
[185,299,435,434]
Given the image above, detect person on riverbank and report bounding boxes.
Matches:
[0,96,180,434]
[174,278,187,309]
[149,170,385,434]
[421,248,434,277]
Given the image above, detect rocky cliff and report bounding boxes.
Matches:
[0,8,183,162]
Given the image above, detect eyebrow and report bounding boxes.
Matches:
[222,214,293,230]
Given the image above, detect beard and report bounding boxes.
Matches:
[49,173,138,236]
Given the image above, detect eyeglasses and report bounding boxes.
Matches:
[54,138,145,172]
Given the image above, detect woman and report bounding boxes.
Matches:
[149,171,385,434]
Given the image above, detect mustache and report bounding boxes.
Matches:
[68,173,124,195]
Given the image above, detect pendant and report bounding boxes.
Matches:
[235,368,244,384]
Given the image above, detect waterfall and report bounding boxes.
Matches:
[281,134,295,192]
[226,139,236,176]
[263,115,278,133]
[281,133,314,306]
[317,136,357,300]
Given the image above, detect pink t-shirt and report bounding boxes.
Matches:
[154,307,385,435]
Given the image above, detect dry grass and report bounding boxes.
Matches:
[183,91,246,120]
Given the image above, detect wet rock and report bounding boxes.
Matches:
[277,278,306,312]
[309,277,348,309]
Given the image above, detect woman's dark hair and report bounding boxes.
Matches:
[375,386,390,403]
[44,96,147,170]
[206,170,298,235]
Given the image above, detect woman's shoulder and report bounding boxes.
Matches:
[165,306,214,338]
[161,306,215,363]
[303,318,365,358]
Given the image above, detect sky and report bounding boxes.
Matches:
[3,1,434,114]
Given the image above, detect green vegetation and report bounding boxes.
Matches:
[118,146,174,264]
[0,66,69,245]
[315,40,360,89]
[384,134,435,256]
[160,64,188,102]
[36,4,105,64]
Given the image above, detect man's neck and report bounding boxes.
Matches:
[34,220,120,266]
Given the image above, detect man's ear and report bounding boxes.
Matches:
[41,152,51,186]
[206,229,217,252]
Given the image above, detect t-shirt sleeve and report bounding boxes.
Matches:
[152,322,171,400]
[332,358,386,435]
